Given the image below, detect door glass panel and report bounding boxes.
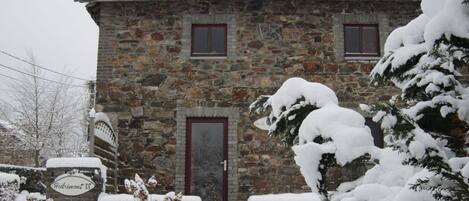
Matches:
[190,121,225,201]
[193,27,209,53]
[211,27,226,54]
[344,26,360,54]
[362,26,379,54]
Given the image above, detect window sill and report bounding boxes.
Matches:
[344,56,381,62]
[190,56,228,60]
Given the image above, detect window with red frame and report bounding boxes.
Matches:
[344,24,380,57]
[191,24,227,57]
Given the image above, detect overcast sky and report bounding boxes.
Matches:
[0,0,98,94]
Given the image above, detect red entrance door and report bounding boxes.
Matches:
[185,118,228,201]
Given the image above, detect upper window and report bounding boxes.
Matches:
[191,24,227,57]
[344,24,380,57]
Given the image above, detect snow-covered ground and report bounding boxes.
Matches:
[14,191,46,201]
[248,193,321,201]
[98,193,201,201]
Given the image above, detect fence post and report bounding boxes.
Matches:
[89,108,96,156]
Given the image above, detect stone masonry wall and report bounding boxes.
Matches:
[92,1,420,200]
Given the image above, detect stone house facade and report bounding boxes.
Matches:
[81,0,420,200]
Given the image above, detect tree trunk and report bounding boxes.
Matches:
[34,149,40,167]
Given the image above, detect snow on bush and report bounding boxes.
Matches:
[251,77,375,199]
[120,174,197,201]
[0,172,20,201]
[14,191,47,201]
[250,77,339,145]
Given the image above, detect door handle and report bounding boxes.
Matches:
[220,160,227,171]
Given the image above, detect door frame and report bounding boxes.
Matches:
[185,117,228,201]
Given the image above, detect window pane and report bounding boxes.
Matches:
[362,26,379,54]
[344,26,360,54]
[193,27,209,53]
[211,27,226,54]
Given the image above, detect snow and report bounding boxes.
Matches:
[384,27,405,53]
[292,102,374,193]
[94,112,114,131]
[248,193,321,201]
[89,108,96,118]
[0,171,20,184]
[266,77,338,118]
[14,191,46,201]
[424,0,469,49]
[297,103,374,165]
[98,193,201,201]
[350,184,394,201]
[0,119,15,130]
[448,157,469,177]
[0,164,46,171]
[292,142,335,192]
[331,148,440,201]
[391,169,435,201]
[253,117,270,131]
[421,0,447,18]
[382,0,469,54]
[46,157,103,168]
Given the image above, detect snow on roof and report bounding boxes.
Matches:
[94,112,118,147]
[46,157,103,169]
[95,112,114,133]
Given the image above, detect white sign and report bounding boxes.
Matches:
[51,174,96,196]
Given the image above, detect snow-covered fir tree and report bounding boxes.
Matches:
[251,0,469,201]
[366,0,469,200]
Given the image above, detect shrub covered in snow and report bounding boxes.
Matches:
[250,77,375,200]
[14,191,47,201]
[0,171,20,201]
[99,174,196,201]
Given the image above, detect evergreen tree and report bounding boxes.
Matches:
[368,0,469,199]
[250,78,374,200]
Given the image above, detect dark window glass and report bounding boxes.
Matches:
[344,24,379,57]
[193,27,209,53]
[362,27,379,54]
[211,27,226,54]
[365,118,384,148]
[191,24,227,56]
[344,26,360,54]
